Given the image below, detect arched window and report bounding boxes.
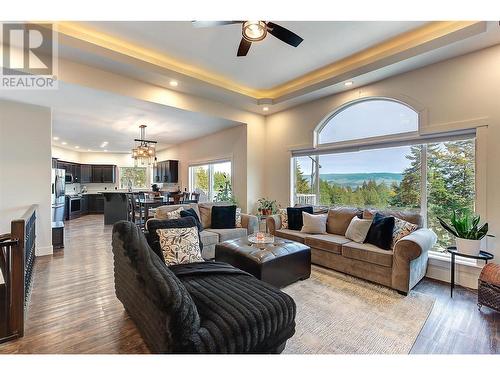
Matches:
[316,98,418,146]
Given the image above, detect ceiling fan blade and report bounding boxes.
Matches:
[237,38,252,57]
[192,21,242,28]
[267,22,303,47]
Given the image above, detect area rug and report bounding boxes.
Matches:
[282,266,435,354]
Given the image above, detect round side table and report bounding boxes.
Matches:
[446,246,494,298]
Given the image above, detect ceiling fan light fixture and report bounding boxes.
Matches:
[242,21,267,42]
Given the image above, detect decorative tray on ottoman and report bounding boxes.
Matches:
[248,232,275,245]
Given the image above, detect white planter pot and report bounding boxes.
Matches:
[455,238,481,256]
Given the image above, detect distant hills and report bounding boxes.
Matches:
[305,173,403,189]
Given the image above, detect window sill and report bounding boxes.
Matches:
[428,251,483,268]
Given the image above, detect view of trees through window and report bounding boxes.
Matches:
[119,167,147,189]
[294,139,475,251]
[189,161,232,202]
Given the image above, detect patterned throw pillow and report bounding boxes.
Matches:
[278,208,288,229]
[235,207,242,228]
[392,217,418,248]
[157,227,204,266]
[165,207,184,220]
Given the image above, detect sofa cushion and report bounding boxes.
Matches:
[365,212,395,250]
[342,241,394,268]
[363,209,423,228]
[327,207,362,235]
[155,203,201,221]
[158,227,204,266]
[304,234,350,255]
[287,206,314,230]
[198,202,235,229]
[200,230,219,247]
[211,205,237,229]
[275,229,309,243]
[301,212,327,234]
[180,208,203,232]
[345,216,373,243]
[205,228,247,242]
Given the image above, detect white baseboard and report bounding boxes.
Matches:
[426,256,482,289]
[36,245,53,256]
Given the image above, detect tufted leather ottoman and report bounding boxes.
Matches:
[215,238,311,288]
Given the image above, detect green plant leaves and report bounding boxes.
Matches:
[438,210,490,240]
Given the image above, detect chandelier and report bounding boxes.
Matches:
[131,125,157,166]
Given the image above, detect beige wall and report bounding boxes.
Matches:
[265,45,500,287]
[156,125,248,210]
[0,99,53,256]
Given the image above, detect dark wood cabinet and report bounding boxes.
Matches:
[91,165,116,183]
[153,160,179,183]
[81,164,92,183]
[87,194,104,213]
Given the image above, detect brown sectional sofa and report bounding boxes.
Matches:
[151,202,259,260]
[267,207,437,294]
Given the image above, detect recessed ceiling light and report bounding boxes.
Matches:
[262,106,269,112]
[87,149,92,152]
[53,136,59,141]
[103,149,108,152]
[169,80,178,87]
[344,81,353,87]
[100,141,108,148]
[74,146,79,149]
[61,142,67,145]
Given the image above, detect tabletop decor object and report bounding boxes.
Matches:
[248,232,275,245]
[438,210,493,256]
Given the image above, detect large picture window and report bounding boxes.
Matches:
[294,98,476,252]
[119,167,147,189]
[189,160,232,202]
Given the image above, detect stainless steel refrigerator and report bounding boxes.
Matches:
[51,168,66,223]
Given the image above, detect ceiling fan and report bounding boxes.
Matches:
[192,21,304,56]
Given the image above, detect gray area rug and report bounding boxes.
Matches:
[283,266,435,354]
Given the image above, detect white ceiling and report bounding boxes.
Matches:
[80,21,426,89]
[0,82,242,153]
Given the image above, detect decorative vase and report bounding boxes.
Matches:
[261,209,272,216]
[455,238,481,256]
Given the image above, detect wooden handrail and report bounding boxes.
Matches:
[0,204,37,343]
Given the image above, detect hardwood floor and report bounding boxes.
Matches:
[0,214,497,354]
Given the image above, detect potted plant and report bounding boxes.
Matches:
[257,198,278,216]
[438,211,493,256]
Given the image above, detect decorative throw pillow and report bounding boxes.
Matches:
[345,216,373,243]
[235,207,242,228]
[287,206,314,231]
[278,208,288,229]
[364,212,395,250]
[164,207,184,220]
[158,226,204,266]
[301,212,327,234]
[392,217,418,248]
[180,208,203,232]
[211,205,237,229]
[146,217,203,261]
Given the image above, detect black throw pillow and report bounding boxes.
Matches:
[146,217,203,261]
[211,205,237,229]
[180,208,203,232]
[364,212,395,250]
[287,206,314,231]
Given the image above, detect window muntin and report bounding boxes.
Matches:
[317,99,418,145]
[119,167,147,189]
[189,161,232,203]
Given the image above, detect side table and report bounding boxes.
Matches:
[447,246,494,297]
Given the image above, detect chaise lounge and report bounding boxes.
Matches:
[112,221,296,353]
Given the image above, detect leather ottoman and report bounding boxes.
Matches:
[215,238,311,288]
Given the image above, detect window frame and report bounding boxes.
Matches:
[119,166,148,189]
[188,159,233,202]
[313,97,420,149]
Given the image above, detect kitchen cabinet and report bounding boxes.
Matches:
[81,195,88,214]
[81,164,92,183]
[91,165,116,183]
[153,160,179,183]
[87,194,105,213]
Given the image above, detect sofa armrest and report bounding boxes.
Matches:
[267,215,282,235]
[241,214,259,235]
[392,228,437,293]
